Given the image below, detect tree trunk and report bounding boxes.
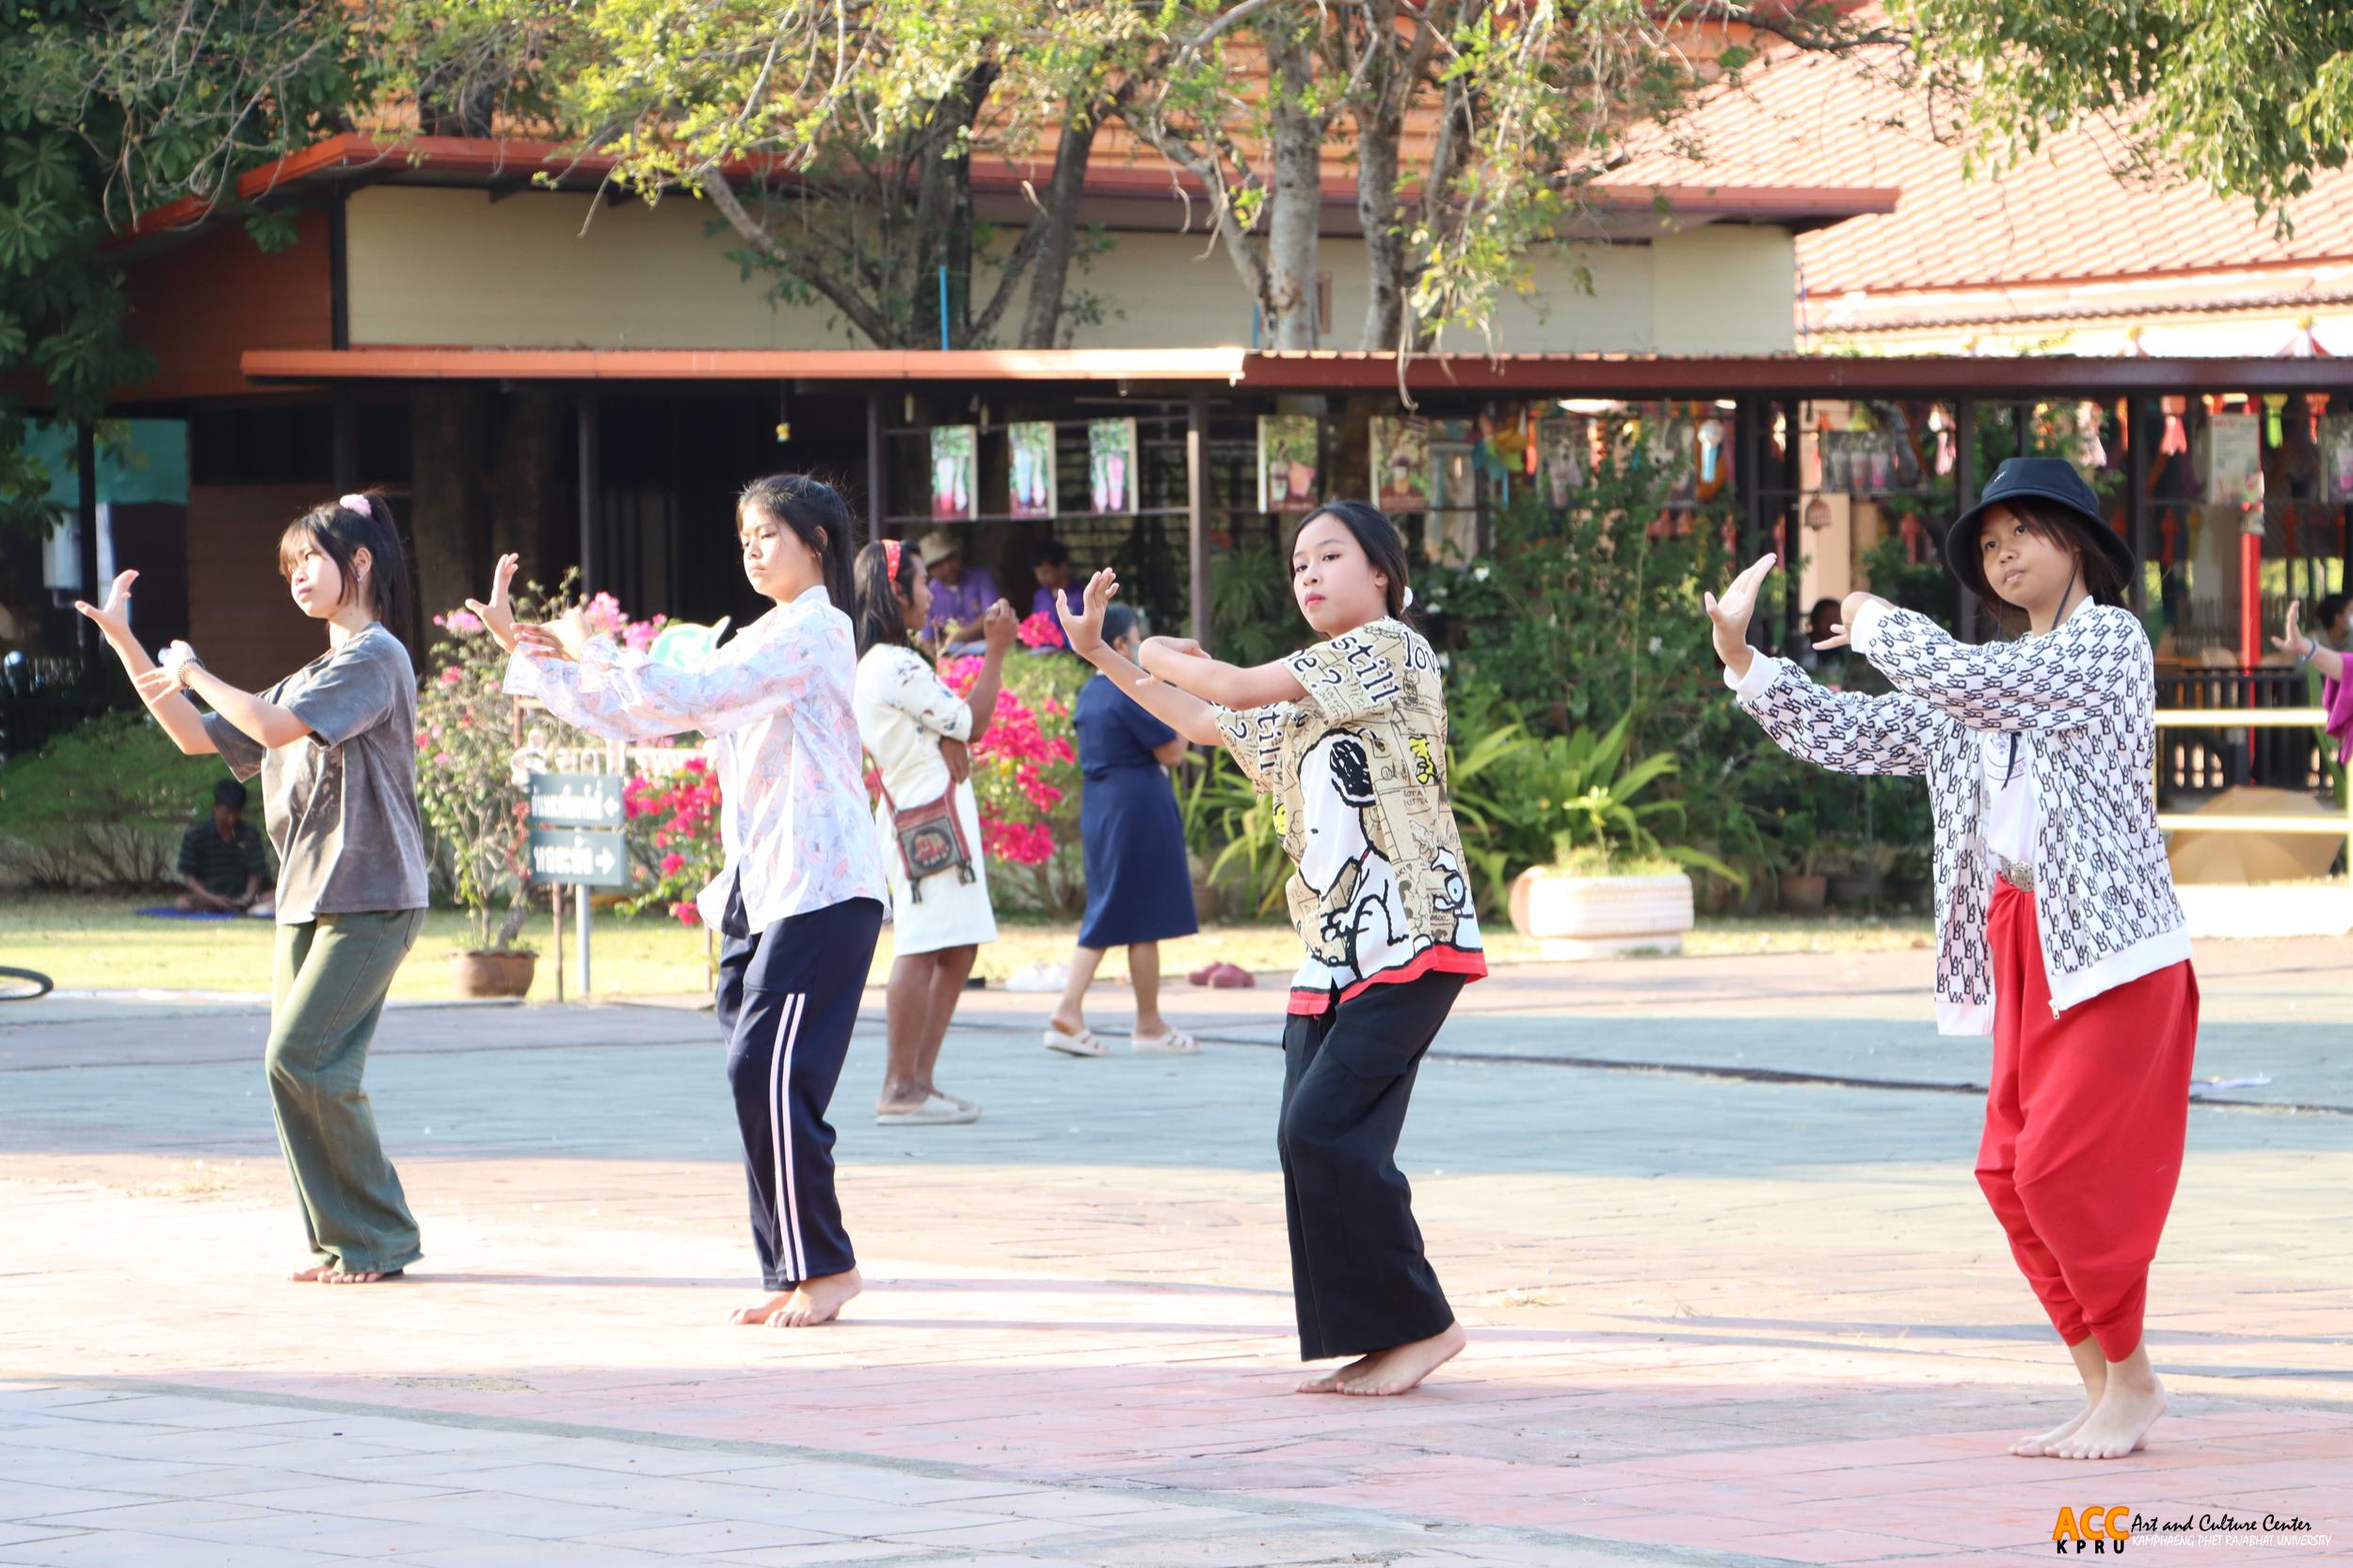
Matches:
[1016,112,1101,348]
[1261,24,1324,351]
[409,385,488,632]
[488,387,561,566]
[909,63,997,349]
[1356,98,1407,352]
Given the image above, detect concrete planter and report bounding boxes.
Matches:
[452,949,536,999]
[1508,868,1695,960]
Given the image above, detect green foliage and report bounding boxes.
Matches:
[0,710,222,888]
[0,0,364,536]
[1890,0,2353,232]
[1209,537,1297,670]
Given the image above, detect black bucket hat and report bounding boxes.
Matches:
[1944,456,2136,600]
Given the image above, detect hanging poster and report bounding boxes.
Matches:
[1007,422,1057,520]
[1257,415,1321,511]
[929,424,977,520]
[1542,417,1586,506]
[1369,416,1433,514]
[1087,418,1138,514]
[2200,411,2262,505]
[2321,414,2353,503]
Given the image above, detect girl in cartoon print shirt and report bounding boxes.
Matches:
[1054,499,1481,1403]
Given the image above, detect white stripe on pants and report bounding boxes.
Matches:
[767,992,808,1281]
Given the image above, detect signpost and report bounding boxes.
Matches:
[526,771,628,998]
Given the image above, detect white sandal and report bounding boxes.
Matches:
[1129,1028,1201,1055]
[1045,1023,1110,1057]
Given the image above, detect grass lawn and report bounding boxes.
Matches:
[0,894,1931,1002]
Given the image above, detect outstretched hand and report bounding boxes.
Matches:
[1703,553,1776,679]
[465,554,522,654]
[72,570,139,644]
[1057,568,1120,657]
[981,598,1018,655]
[2270,600,2311,660]
[515,606,588,664]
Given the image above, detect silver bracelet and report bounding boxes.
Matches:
[2298,640,2319,666]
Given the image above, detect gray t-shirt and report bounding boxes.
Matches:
[202,624,429,923]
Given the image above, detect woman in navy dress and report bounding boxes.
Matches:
[1045,604,1203,1057]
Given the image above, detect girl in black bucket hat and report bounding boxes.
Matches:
[1703,456,2198,1463]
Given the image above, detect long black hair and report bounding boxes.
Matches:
[279,492,416,648]
[852,539,920,658]
[1971,497,2130,631]
[1294,500,1413,624]
[738,473,858,611]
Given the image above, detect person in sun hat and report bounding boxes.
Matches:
[917,529,999,655]
[1705,456,2197,1464]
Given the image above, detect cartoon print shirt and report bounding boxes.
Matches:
[1212,618,1486,1016]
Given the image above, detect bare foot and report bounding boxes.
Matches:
[2051,1369,2167,1460]
[729,1290,794,1325]
[1297,1352,1380,1394]
[921,1082,979,1113]
[2011,1400,2100,1457]
[289,1263,398,1284]
[1310,1323,1466,1397]
[769,1267,862,1328]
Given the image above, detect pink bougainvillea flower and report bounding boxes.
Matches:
[444,610,484,635]
[660,852,686,876]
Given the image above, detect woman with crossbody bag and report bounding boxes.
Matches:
[852,539,1016,1127]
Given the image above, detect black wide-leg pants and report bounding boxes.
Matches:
[715,892,885,1289]
[1277,970,1464,1361]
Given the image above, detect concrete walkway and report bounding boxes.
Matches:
[2,940,2346,1565]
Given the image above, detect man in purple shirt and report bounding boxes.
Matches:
[919,530,1000,654]
[1029,539,1084,627]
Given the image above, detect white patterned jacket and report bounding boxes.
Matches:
[1731,599,2190,1035]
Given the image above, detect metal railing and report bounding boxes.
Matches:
[2153,707,2353,886]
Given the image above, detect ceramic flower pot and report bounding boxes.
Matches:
[1507,868,1694,960]
[452,949,536,999]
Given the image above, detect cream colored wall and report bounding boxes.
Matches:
[347,186,1797,354]
[1651,226,1797,354]
[347,186,848,348]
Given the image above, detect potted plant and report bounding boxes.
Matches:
[1496,716,1738,959]
[1773,812,1831,915]
[1830,840,1900,910]
[416,602,540,997]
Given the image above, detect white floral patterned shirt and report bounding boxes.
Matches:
[504,585,889,930]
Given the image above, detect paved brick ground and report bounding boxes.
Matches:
[2,942,2346,1566]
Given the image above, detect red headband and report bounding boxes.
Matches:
[884,538,904,580]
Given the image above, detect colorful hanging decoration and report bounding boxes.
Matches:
[1927,407,1956,475]
[2075,401,2108,471]
[2159,396,2189,457]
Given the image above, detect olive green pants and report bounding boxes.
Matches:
[266,908,425,1274]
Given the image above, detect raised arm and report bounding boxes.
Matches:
[1138,637,1307,710]
[1706,553,1936,776]
[2272,600,2347,681]
[72,571,216,756]
[1851,598,2151,731]
[1058,569,1227,746]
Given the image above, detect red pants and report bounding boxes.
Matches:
[1977,881,2198,1362]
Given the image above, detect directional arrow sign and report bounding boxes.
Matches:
[526,826,630,889]
[527,772,625,827]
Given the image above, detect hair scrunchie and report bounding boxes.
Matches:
[1401,584,1415,609]
[339,493,373,519]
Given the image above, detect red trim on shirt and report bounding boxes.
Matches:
[1285,944,1488,1016]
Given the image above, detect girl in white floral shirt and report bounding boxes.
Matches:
[476,474,888,1332]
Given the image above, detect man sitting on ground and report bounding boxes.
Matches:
[177,779,272,917]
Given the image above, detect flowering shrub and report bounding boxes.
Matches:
[414,570,664,951]
[1016,610,1065,650]
[940,653,1086,913]
[621,757,724,926]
